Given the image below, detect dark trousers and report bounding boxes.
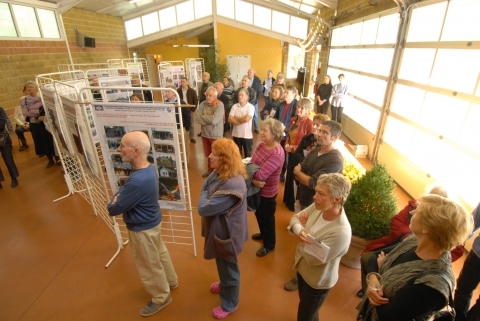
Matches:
[280,139,287,176]
[330,105,344,123]
[0,136,19,181]
[360,251,374,292]
[232,137,252,157]
[254,195,277,250]
[454,250,480,321]
[29,122,54,161]
[297,272,330,321]
[15,125,28,145]
[319,101,330,115]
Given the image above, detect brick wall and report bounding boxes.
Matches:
[0,7,129,122]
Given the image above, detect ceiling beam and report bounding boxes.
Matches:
[57,0,84,14]
[184,24,213,40]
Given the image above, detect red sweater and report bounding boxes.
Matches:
[363,199,464,262]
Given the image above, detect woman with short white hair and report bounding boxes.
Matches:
[357,195,474,321]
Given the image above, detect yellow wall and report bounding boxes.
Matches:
[216,22,283,80]
[145,37,200,62]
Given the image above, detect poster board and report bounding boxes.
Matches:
[185,58,204,95]
[91,102,187,211]
[97,76,131,102]
[158,61,185,89]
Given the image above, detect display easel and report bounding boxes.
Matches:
[122,58,150,85]
[185,58,204,96]
[158,61,185,90]
[57,64,109,81]
[77,86,197,266]
[35,72,93,206]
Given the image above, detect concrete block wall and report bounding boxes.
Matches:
[62,8,129,63]
[1,7,129,123]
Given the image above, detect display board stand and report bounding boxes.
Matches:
[36,72,91,205]
[158,61,185,89]
[185,58,204,95]
[77,86,197,265]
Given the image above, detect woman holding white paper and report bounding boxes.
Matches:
[287,173,352,321]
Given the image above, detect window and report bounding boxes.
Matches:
[194,0,212,19]
[286,43,304,78]
[429,49,480,94]
[12,5,41,38]
[125,18,143,40]
[348,22,362,46]
[418,91,469,141]
[376,14,398,44]
[272,10,289,35]
[216,0,234,19]
[37,9,60,38]
[398,48,436,84]
[253,5,271,30]
[176,1,194,25]
[390,84,425,122]
[383,117,416,155]
[0,2,17,37]
[407,2,446,42]
[360,18,378,45]
[159,7,177,30]
[441,0,480,42]
[290,16,307,39]
[142,12,159,35]
[235,0,252,24]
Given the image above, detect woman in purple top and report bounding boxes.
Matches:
[250,118,285,257]
[21,81,57,168]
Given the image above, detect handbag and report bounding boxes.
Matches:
[0,132,8,148]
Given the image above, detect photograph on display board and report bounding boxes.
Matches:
[152,127,181,202]
[156,154,180,202]
[58,96,99,177]
[92,102,186,210]
[40,88,75,156]
[47,108,68,152]
[98,76,131,101]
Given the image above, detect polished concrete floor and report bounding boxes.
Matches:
[0,122,476,321]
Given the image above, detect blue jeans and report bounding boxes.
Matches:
[330,105,344,123]
[215,258,240,312]
[253,103,259,131]
[454,250,480,321]
[297,272,330,321]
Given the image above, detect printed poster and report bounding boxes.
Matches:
[97,76,131,102]
[60,96,101,178]
[91,102,186,211]
[171,65,185,89]
[40,87,75,157]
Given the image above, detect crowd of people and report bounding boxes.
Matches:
[6,73,480,321]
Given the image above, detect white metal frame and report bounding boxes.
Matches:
[78,85,197,262]
[185,58,204,96]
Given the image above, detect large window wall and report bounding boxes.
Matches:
[0,1,61,39]
[125,0,212,40]
[328,0,480,208]
[328,12,398,134]
[125,0,308,42]
[217,0,307,40]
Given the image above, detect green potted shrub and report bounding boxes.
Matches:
[341,163,398,269]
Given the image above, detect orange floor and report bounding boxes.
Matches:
[0,121,475,321]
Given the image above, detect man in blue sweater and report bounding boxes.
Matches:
[108,131,178,317]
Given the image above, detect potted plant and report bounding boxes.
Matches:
[341,163,398,269]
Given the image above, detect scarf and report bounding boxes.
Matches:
[356,236,453,321]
